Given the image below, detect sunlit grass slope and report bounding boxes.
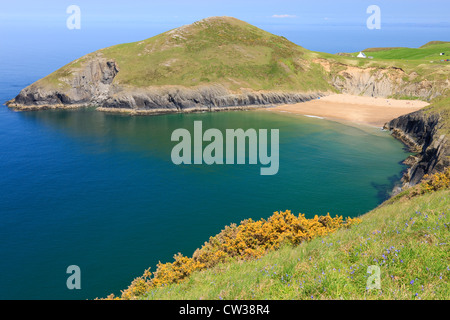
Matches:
[42,16,333,93]
[137,170,450,300]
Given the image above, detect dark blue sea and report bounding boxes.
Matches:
[0,21,420,300]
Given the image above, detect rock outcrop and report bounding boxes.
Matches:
[313,59,448,100]
[384,110,450,187]
[8,58,119,109]
[6,56,325,113]
[99,86,325,113]
[331,65,444,100]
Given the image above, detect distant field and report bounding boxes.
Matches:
[354,42,450,61]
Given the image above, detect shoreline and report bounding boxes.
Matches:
[265,94,429,128]
[5,93,429,129]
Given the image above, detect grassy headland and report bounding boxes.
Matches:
[10,17,449,113]
[40,17,334,93]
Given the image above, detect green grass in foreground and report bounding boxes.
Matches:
[142,189,449,300]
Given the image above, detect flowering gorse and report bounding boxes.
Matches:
[411,167,450,197]
[107,210,361,299]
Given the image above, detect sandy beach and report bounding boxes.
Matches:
[267,94,429,127]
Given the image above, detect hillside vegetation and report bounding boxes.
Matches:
[46,24,449,96]
[105,212,362,299]
[10,17,449,112]
[144,186,449,300]
[41,17,333,93]
[107,169,450,300]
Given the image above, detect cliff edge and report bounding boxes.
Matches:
[384,108,450,188]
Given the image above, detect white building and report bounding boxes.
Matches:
[357,52,367,58]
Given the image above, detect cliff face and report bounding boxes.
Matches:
[7,16,334,112]
[312,58,448,100]
[384,110,450,187]
[99,86,325,113]
[329,62,450,187]
[6,56,325,112]
[331,65,445,100]
[9,58,119,109]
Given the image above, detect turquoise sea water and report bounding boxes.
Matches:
[0,20,415,299]
[0,105,411,299]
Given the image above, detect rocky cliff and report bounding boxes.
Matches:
[98,86,325,114]
[310,57,450,187]
[384,110,450,187]
[6,16,333,113]
[8,57,119,109]
[332,66,442,99]
[314,59,448,100]
[6,55,325,113]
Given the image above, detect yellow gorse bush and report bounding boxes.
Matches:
[151,253,205,288]
[193,211,360,267]
[107,210,361,300]
[409,167,450,197]
[420,167,450,193]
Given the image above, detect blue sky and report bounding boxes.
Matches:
[1,0,449,54]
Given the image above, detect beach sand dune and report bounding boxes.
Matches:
[267,94,429,127]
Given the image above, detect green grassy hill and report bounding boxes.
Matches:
[141,186,450,300]
[33,19,450,94]
[12,17,449,110]
[42,16,332,93]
